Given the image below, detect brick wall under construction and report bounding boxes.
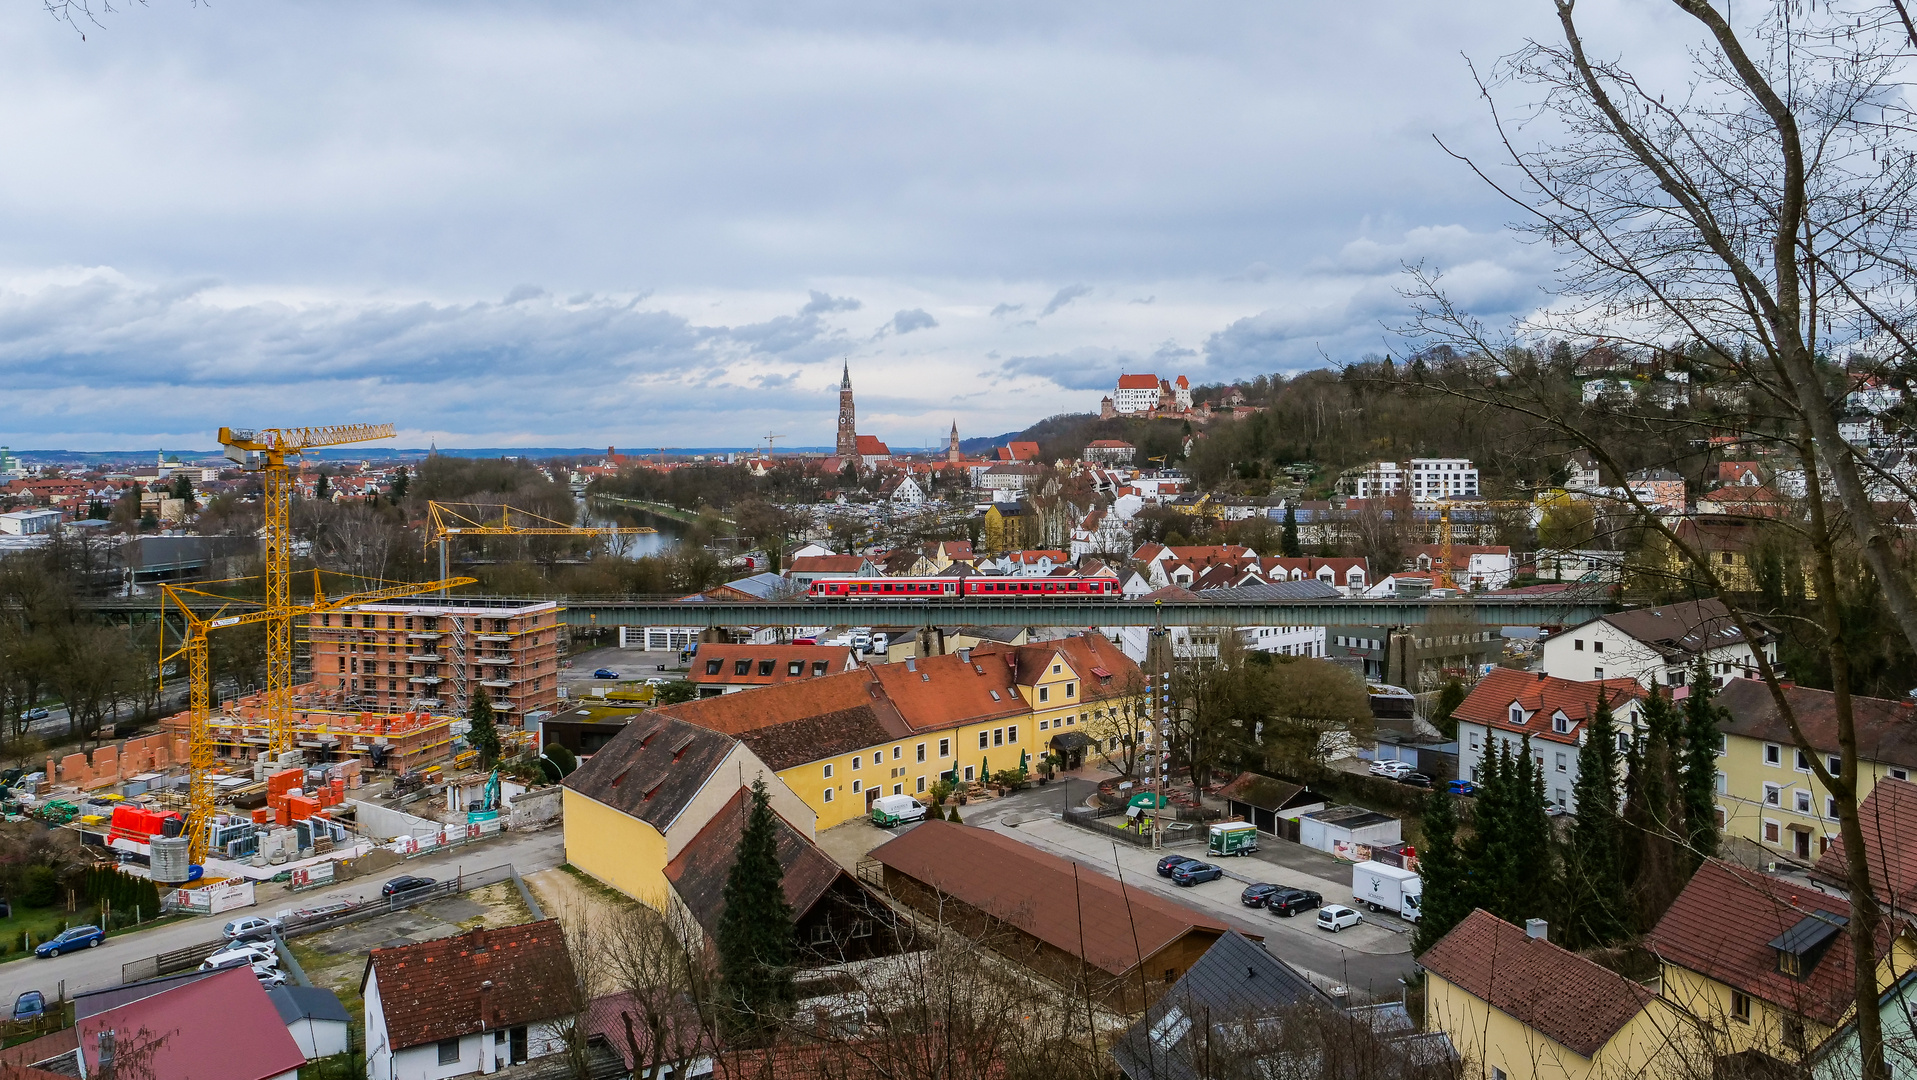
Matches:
[159,681,455,775]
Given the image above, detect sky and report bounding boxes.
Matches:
[0,0,1703,452]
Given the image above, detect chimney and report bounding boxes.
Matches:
[957,648,971,664]
[1536,671,1546,681]
[1525,918,1549,941]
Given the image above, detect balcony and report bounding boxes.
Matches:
[474,657,511,666]
[407,653,442,663]
[475,634,512,643]
[406,631,443,640]
[408,675,443,685]
[479,678,515,689]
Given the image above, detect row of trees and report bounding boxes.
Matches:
[1416,668,1726,956]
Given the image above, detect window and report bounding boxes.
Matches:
[851,780,861,793]
[916,776,926,793]
[1828,754,1843,776]
[1553,714,1570,735]
[851,756,861,771]
[1555,753,1568,773]
[812,661,827,676]
[1765,820,1781,843]
[758,660,775,676]
[993,728,1004,747]
[893,746,902,760]
[1795,791,1812,814]
[1007,725,1017,743]
[1065,683,1075,698]
[1764,782,1781,806]
[1493,1069,1508,1080]
[1574,639,1584,651]
[964,766,975,781]
[1828,797,1840,819]
[1765,743,1782,766]
[823,788,834,803]
[1040,720,1049,731]
[979,732,989,750]
[1039,687,1049,703]
[1053,663,1062,673]
[1895,767,1911,782]
[1592,641,1603,654]
[939,738,950,757]
[1716,771,1728,794]
[809,923,833,945]
[823,763,834,779]
[1468,732,1480,751]
[916,743,926,762]
[873,752,883,765]
[1593,667,1604,680]
[1716,733,1727,756]
[1795,749,1810,772]
[1554,789,1567,807]
[893,784,903,795]
[1509,704,1524,725]
[788,661,802,676]
[1731,991,1751,1024]
[438,1039,460,1065]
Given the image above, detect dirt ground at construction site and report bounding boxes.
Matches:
[289,880,533,1026]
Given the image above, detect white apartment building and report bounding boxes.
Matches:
[1338,461,1404,499]
[1408,458,1479,498]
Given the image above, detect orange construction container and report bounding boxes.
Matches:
[251,807,270,825]
[286,795,319,821]
[275,806,291,827]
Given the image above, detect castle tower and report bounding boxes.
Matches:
[837,361,858,459]
[947,420,960,464]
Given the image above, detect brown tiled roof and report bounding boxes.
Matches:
[656,668,903,739]
[1648,859,1882,1027]
[1716,678,1917,769]
[1419,909,1654,1057]
[1590,597,1776,657]
[997,634,1140,702]
[868,820,1233,976]
[0,1029,77,1068]
[735,705,902,771]
[692,644,859,687]
[664,789,850,939]
[561,713,737,830]
[363,921,577,1052]
[1452,667,1645,747]
[788,555,869,574]
[1812,777,1917,907]
[1216,772,1306,811]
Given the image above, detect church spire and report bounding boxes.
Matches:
[841,360,851,391]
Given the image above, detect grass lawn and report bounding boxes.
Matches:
[0,906,97,961]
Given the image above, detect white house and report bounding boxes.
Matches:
[1538,598,1780,691]
[268,986,352,1061]
[0,509,62,536]
[364,920,575,1080]
[879,475,925,506]
[1451,667,1648,813]
[1407,458,1479,499]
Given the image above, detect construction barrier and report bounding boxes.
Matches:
[387,818,503,859]
[164,878,255,916]
[289,862,336,891]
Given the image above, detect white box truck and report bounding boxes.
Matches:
[1352,861,1422,922]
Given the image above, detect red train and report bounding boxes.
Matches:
[808,576,1121,599]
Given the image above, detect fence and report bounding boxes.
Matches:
[120,863,517,984]
[1062,805,1156,847]
[387,819,506,859]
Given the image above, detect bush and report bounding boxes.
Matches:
[20,866,59,909]
[544,744,579,778]
[947,805,962,824]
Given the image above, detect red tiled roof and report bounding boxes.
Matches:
[1117,373,1160,390]
[868,650,1028,732]
[1452,667,1645,746]
[1086,440,1134,449]
[657,668,903,738]
[693,644,859,686]
[1419,910,1654,1057]
[364,920,577,1051]
[855,435,891,456]
[869,820,1232,976]
[788,555,869,574]
[664,788,850,939]
[1716,678,1917,768]
[1649,859,1881,1027]
[1006,441,1042,461]
[76,966,305,1080]
[1812,777,1917,907]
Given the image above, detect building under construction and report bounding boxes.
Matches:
[305,598,562,718]
[160,682,457,776]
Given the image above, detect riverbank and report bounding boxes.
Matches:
[588,493,734,527]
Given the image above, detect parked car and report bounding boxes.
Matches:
[201,943,276,971]
[1169,861,1224,887]
[222,915,282,942]
[12,990,44,1021]
[18,707,48,722]
[592,668,620,679]
[35,926,103,957]
[255,967,289,989]
[382,875,437,897]
[869,794,927,828]
[1446,779,1478,797]
[1240,883,1283,908]
[1395,772,1433,788]
[1546,805,1569,817]
[1368,760,1413,778]
[1156,855,1200,878]
[1317,905,1363,933]
[1267,888,1324,918]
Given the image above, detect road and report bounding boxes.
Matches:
[957,779,1420,1001]
[0,826,566,1006]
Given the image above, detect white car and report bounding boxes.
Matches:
[1368,760,1413,778]
[1317,905,1363,933]
[255,967,289,989]
[201,943,277,971]
[222,915,282,942]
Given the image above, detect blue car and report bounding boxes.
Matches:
[12,990,44,1021]
[1447,780,1479,797]
[1169,861,1224,887]
[592,668,619,679]
[36,925,103,957]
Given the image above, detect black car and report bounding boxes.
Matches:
[1395,772,1434,788]
[1240,883,1283,908]
[381,875,437,897]
[1266,887,1323,917]
[1156,855,1199,878]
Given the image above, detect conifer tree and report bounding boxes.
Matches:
[1281,505,1303,558]
[1467,741,1517,919]
[1413,787,1471,954]
[1562,693,1627,948]
[390,466,410,502]
[1679,660,1724,866]
[716,777,797,1042]
[1622,692,1689,932]
[467,685,502,767]
[1507,735,1555,923]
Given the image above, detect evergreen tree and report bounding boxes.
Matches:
[314,471,331,500]
[1506,735,1555,923]
[1281,505,1302,558]
[716,778,797,1042]
[390,466,410,502]
[1679,660,1724,866]
[1562,693,1628,948]
[1622,692,1690,932]
[1431,679,1467,739]
[1466,741,1517,919]
[1413,787,1471,954]
[467,685,502,767]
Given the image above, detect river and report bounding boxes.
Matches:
[575,496,684,558]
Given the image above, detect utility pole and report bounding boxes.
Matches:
[1146,601,1173,850]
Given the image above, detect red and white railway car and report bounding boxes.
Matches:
[809,576,1120,599]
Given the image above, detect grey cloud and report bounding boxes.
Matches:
[890,308,938,334]
[801,290,862,315]
[1040,284,1093,318]
[1000,347,1134,391]
[503,284,548,304]
[989,302,1024,318]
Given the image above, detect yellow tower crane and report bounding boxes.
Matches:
[218,424,397,754]
[424,501,657,585]
[159,573,475,863]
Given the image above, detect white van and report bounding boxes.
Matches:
[869,794,927,827]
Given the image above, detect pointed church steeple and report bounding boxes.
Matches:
[841,361,852,391]
[947,419,960,465]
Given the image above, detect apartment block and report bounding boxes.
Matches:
[1408,458,1479,498]
[306,599,563,719]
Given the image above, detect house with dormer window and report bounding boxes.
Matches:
[1451,667,1646,813]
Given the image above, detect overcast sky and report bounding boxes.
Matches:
[0,0,1699,451]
